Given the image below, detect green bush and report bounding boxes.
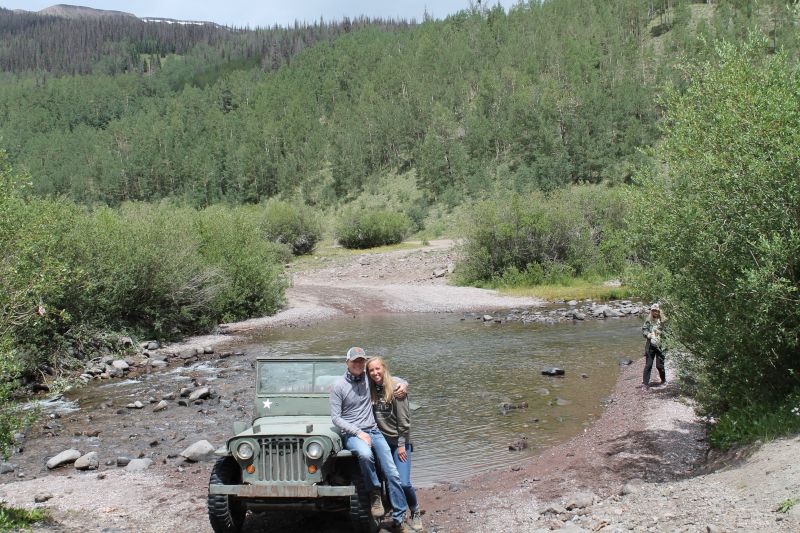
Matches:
[258,199,322,256]
[628,37,800,416]
[335,208,411,249]
[1,161,290,378]
[196,205,290,323]
[456,186,626,286]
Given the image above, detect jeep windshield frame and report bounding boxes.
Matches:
[257,358,343,395]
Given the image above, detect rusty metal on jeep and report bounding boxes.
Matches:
[207,355,379,533]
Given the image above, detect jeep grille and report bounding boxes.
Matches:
[257,437,307,482]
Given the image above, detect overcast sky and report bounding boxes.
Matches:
[1,1,520,28]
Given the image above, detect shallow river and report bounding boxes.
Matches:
[29,311,644,491]
[237,312,642,486]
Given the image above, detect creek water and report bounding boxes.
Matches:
[46,311,642,490]
[238,312,643,486]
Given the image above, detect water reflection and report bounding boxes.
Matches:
[244,313,641,486]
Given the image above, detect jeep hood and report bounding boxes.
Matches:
[231,416,343,445]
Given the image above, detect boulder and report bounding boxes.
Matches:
[34,492,54,503]
[188,387,210,402]
[508,436,528,451]
[46,448,82,469]
[111,359,130,371]
[0,462,16,474]
[74,451,99,471]
[565,491,596,510]
[180,440,215,462]
[125,458,153,472]
[153,400,168,412]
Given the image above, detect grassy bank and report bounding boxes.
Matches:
[499,280,633,302]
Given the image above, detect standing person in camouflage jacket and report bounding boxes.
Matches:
[640,303,666,389]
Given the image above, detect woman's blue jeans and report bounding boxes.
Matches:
[390,442,418,512]
[345,429,408,523]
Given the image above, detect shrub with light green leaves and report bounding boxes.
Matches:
[456,186,626,286]
[335,208,411,249]
[258,199,322,256]
[628,37,800,417]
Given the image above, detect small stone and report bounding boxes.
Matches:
[203,346,214,354]
[46,449,82,469]
[34,492,53,503]
[126,401,144,409]
[188,387,210,402]
[74,452,99,471]
[153,400,168,412]
[116,457,131,467]
[180,440,215,462]
[125,458,153,472]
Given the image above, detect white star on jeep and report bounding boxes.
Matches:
[263,399,272,409]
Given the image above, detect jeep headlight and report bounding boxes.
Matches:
[236,441,254,460]
[305,441,324,460]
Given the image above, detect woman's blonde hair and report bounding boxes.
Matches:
[366,356,395,405]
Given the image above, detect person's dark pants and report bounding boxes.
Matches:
[643,341,665,385]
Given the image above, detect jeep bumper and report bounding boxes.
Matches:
[209,484,354,498]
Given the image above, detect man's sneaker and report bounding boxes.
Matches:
[369,490,384,518]
[409,509,424,532]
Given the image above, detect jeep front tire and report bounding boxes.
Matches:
[208,457,246,533]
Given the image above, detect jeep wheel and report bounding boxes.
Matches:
[349,469,379,533]
[208,457,246,533]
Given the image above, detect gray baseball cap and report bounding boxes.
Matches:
[346,347,367,361]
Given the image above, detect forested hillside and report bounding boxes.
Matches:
[2,0,795,208]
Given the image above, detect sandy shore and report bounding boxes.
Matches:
[2,240,799,533]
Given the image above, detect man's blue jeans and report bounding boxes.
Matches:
[345,428,408,523]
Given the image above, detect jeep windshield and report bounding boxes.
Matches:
[258,361,342,394]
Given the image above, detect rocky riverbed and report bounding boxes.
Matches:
[2,240,799,533]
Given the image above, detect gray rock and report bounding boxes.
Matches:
[149,359,167,368]
[188,387,210,402]
[432,268,447,278]
[572,312,586,320]
[541,367,565,376]
[146,341,160,350]
[618,358,634,366]
[203,346,214,354]
[34,492,54,503]
[482,314,494,322]
[621,478,645,495]
[565,491,596,510]
[118,336,134,347]
[180,440,215,462]
[125,458,153,472]
[46,449,82,469]
[74,451,99,471]
[126,401,144,409]
[0,462,16,474]
[706,526,725,533]
[508,436,528,451]
[116,457,131,467]
[153,400,169,412]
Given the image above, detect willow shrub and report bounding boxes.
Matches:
[1,194,289,376]
[335,208,411,249]
[456,186,628,286]
[257,199,322,256]
[196,205,290,323]
[628,38,800,418]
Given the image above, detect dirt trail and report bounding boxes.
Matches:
[2,240,799,533]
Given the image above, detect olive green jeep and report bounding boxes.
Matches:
[207,355,379,533]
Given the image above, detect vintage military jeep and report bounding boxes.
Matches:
[207,355,379,533]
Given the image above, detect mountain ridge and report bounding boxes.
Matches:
[21,3,217,26]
